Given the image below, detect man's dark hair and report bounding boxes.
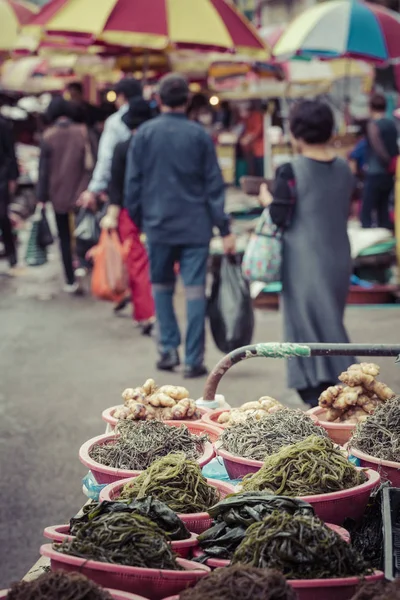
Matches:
[114,78,142,101]
[369,92,386,113]
[67,81,84,95]
[46,96,74,124]
[289,100,334,144]
[159,74,189,108]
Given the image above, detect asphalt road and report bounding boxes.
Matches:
[1,250,400,586]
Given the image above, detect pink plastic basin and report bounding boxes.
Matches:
[162,572,384,600]
[348,446,400,487]
[79,427,215,485]
[43,525,198,559]
[102,407,210,431]
[307,407,356,446]
[216,445,263,479]
[0,590,149,600]
[203,409,319,433]
[40,545,210,600]
[99,478,235,534]
[192,523,350,568]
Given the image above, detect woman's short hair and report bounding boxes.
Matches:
[46,96,74,124]
[369,92,386,113]
[289,100,334,144]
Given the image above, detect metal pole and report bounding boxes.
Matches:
[203,342,400,401]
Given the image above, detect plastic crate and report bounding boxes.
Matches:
[382,487,400,580]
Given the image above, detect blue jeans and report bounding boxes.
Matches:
[148,244,209,367]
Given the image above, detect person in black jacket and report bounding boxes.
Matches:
[0,116,19,269]
[101,97,155,335]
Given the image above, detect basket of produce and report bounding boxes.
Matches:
[102,380,208,430]
[44,498,199,559]
[100,454,236,534]
[307,363,395,446]
[0,571,151,600]
[41,546,209,600]
[238,435,380,524]
[348,397,400,486]
[215,409,328,479]
[201,397,284,430]
[193,493,351,568]
[79,420,215,484]
[102,406,209,431]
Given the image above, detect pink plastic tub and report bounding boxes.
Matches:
[40,545,210,600]
[307,407,356,446]
[203,409,319,432]
[43,525,198,559]
[348,446,400,487]
[102,407,210,431]
[100,478,235,534]
[79,428,215,485]
[0,590,149,600]
[162,572,384,600]
[216,446,263,479]
[192,523,350,568]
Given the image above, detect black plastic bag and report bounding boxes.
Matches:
[37,207,53,248]
[208,256,254,353]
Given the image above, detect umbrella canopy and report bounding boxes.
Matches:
[273,0,400,63]
[21,0,268,58]
[0,0,37,52]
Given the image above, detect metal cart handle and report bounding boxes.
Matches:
[202,343,400,401]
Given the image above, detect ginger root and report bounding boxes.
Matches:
[216,396,283,426]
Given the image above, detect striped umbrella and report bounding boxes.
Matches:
[21,0,268,59]
[273,0,400,64]
[0,0,37,51]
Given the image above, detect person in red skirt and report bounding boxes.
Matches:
[101,98,155,335]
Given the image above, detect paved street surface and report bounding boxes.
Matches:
[1,245,400,586]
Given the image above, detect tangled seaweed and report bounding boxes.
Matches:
[119,452,220,513]
[178,566,297,600]
[242,435,366,496]
[6,571,113,600]
[55,512,180,570]
[89,420,207,471]
[221,410,327,460]
[351,397,400,462]
[350,579,400,600]
[232,512,370,580]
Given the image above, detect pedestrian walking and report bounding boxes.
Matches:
[0,114,19,271]
[362,92,398,229]
[124,74,235,378]
[101,97,155,335]
[37,97,97,292]
[260,100,355,407]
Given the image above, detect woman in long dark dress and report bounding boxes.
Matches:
[261,100,355,407]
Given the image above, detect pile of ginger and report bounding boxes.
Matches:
[319,363,395,423]
[114,379,201,421]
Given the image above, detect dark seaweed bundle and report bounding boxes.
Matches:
[232,512,370,580]
[351,397,400,462]
[89,420,207,471]
[350,579,400,600]
[55,512,181,570]
[179,566,297,600]
[221,410,328,460]
[119,453,219,513]
[6,571,113,600]
[242,435,366,496]
[197,493,314,560]
[344,486,385,570]
[70,499,190,541]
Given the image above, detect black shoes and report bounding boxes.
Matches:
[157,350,180,372]
[184,365,208,379]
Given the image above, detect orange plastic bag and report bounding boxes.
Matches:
[87,230,130,302]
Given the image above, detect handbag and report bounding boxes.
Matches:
[37,206,53,249]
[242,208,283,284]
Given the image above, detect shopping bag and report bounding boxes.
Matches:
[36,207,53,249]
[242,208,282,284]
[87,230,130,302]
[208,256,254,354]
[25,219,47,266]
[75,208,101,246]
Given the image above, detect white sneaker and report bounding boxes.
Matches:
[63,282,79,294]
[74,267,87,293]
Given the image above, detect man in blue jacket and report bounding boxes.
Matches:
[124,74,235,378]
